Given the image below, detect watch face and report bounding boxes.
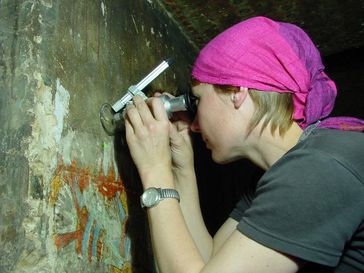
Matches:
[141,188,160,207]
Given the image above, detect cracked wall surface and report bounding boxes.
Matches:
[0,0,195,272]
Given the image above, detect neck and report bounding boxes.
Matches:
[246,122,303,170]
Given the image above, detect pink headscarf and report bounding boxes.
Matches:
[192,16,364,131]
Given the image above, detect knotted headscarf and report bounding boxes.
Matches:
[192,16,364,131]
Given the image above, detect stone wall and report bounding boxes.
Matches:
[0,1,195,272]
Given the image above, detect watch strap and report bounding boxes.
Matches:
[160,188,180,203]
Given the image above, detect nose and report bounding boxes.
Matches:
[190,116,200,133]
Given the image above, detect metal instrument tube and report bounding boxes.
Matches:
[112,59,172,112]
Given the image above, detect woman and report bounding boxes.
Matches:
[124,16,364,273]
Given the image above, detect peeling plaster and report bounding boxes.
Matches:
[23,73,126,271]
[23,75,72,273]
[26,72,58,181]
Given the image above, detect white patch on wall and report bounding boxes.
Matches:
[102,142,118,178]
[54,79,70,144]
[26,72,58,179]
[33,35,42,44]
[146,39,151,48]
[101,1,106,16]
[61,130,75,165]
[101,1,107,27]
[131,15,139,34]
[39,0,53,8]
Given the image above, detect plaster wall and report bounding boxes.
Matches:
[0,0,195,272]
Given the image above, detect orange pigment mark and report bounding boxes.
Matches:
[54,203,89,255]
[55,230,82,250]
[96,164,125,200]
[79,168,91,193]
[97,229,105,261]
[88,220,96,262]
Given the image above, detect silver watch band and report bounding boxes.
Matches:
[160,188,180,202]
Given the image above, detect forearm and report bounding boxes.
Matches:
[173,167,213,262]
[141,169,205,273]
[148,199,205,273]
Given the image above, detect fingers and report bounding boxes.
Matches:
[125,102,143,130]
[154,91,175,99]
[132,95,154,124]
[175,120,190,132]
[124,116,135,137]
[161,92,175,99]
[125,95,168,130]
[151,97,169,121]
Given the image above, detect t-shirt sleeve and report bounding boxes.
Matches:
[234,148,364,267]
[230,189,255,222]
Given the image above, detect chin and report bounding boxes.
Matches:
[211,151,235,165]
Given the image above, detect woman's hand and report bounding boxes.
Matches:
[124,95,173,187]
[154,92,195,173]
[170,117,194,172]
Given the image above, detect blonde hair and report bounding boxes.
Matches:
[248,89,294,136]
[192,79,294,136]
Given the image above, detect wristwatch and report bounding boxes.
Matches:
[140,187,180,208]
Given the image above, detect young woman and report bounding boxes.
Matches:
[124,16,364,273]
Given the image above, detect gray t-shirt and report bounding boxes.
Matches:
[230,128,364,272]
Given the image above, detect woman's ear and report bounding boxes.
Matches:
[231,87,249,109]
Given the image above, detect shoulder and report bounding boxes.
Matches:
[236,130,364,266]
[268,128,364,185]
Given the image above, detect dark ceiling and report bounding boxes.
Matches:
[158,0,364,56]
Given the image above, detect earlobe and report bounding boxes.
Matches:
[233,87,249,109]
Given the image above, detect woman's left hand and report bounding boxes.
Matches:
[124,95,173,187]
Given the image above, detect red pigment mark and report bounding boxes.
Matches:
[96,164,125,200]
[54,160,91,255]
[97,229,105,261]
[55,207,88,256]
[55,230,81,249]
[88,220,97,262]
[79,168,91,193]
